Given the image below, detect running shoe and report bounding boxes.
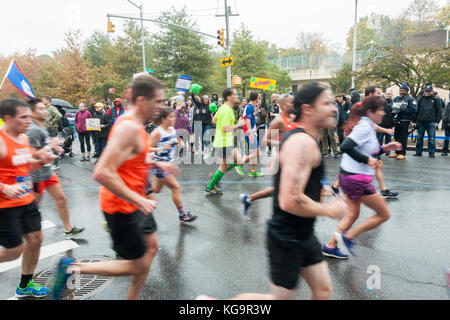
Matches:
[235,165,245,176]
[321,245,349,259]
[15,280,51,298]
[65,226,85,239]
[388,153,399,159]
[380,189,399,199]
[52,165,60,170]
[52,255,75,300]
[248,171,264,177]
[204,187,223,196]
[334,232,356,256]
[80,157,86,162]
[396,155,405,160]
[179,211,198,224]
[239,194,252,216]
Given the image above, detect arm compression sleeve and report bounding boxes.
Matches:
[341,137,369,164]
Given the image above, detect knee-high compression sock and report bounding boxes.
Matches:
[207,170,225,190]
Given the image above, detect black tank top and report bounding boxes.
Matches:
[269,127,324,244]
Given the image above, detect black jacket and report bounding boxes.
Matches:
[92,110,112,139]
[191,93,212,126]
[415,94,442,123]
[380,99,395,129]
[337,103,346,128]
[392,94,417,122]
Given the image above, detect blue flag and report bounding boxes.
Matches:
[0,59,35,99]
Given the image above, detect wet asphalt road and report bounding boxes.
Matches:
[1,140,449,300]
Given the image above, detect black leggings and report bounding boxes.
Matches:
[78,132,91,153]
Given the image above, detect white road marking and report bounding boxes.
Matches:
[0,240,79,273]
[41,220,56,230]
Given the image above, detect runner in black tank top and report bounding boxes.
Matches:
[207,82,347,301]
[269,127,323,243]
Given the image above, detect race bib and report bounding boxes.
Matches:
[12,148,32,166]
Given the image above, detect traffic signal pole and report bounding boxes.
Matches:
[126,0,146,73]
[216,0,239,88]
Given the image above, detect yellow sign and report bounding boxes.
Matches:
[220,56,234,68]
[249,77,277,91]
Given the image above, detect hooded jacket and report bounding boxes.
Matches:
[442,102,450,130]
[108,98,125,124]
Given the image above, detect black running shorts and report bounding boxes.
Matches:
[267,232,324,290]
[103,210,157,260]
[0,201,42,249]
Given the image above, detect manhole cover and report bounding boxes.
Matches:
[33,256,115,300]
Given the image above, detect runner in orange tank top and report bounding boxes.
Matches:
[51,75,180,300]
[239,94,296,215]
[0,98,57,298]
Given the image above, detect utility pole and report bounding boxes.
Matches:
[127,0,146,73]
[216,0,239,88]
[351,0,358,89]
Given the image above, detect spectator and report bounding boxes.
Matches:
[336,94,347,147]
[42,95,62,138]
[175,104,193,156]
[413,85,442,158]
[377,89,395,155]
[268,94,280,124]
[389,84,417,160]
[107,98,125,125]
[74,103,93,162]
[191,93,213,155]
[91,103,112,160]
[239,97,248,118]
[42,95,62,169]
[441,95,450,156]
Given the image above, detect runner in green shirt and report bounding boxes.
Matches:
[205,88,255,195]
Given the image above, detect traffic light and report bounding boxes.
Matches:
[107,20,115,33]
[217,29,225,48]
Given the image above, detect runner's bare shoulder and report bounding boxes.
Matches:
[281,132,321,167]
[108,119,142,155]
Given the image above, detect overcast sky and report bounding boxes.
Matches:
[0,0,447,57]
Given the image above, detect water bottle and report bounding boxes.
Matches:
[16,176,32,198]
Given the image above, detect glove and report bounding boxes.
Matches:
[209,101,218,113]
[190,84,203,94]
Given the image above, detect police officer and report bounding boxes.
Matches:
[389,84,417,160]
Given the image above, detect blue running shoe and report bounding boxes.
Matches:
[15,280,50,298]
[321,245,348,259]
[239,194,252,216]
[334,232,356,256]
[52,255,75,300]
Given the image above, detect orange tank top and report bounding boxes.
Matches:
[99,116,152,214]
[0,130,34,208]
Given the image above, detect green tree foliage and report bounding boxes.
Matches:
[230,24,292,96]
[357,46,449,98]
[152,6,214,96]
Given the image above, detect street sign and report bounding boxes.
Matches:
[220,56,234,68]
[249,76,277,91]
[175,74,193,93]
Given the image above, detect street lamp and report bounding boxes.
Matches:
[126,0,146,73]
